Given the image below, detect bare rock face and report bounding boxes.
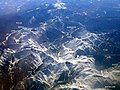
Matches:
[0,0,120,90]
